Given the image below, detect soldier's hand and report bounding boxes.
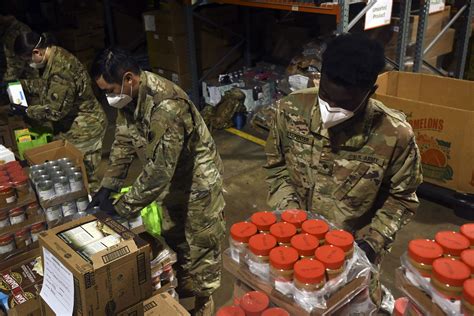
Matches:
[98,197,117,217]
[356,240,377,264]
[87,187,115,209]
[10,103,27,117]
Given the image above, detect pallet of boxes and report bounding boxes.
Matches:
[219,209,376,315]
[394,224,474,315]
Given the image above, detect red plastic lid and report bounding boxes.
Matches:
[0,175,9,183]
[230,222,257,243]
[5,161,21,170]
[0,234,13,243]
[31,222,46,231]
[14,228,29,237]
[11,176,28,185]
[216,306,245,316]
[460,249,474,273]
[0,210,8,219]
[291,234,319,256]
[8,169,26,177]
[269,246,299,270]
[240,291,269,313]
[301,219,329,239]
[408,239,443,265]
[325,230,354,252]
[262,307,290,316]
[26,202,39,209]
[435,231,470,256]
[249,233,277,256]
[432,258,470,287]
[251,212,277,231]
[460,223,474,246]
[270,222,296,243]
[9,207,24,216]
[463,279,474,305]
[314,245,345,270]
[281,209,307,228]
[394,297,408,316]
[294,259,325,284]
[0,182,13,192]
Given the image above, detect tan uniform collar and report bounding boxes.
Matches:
[310,96,381,150]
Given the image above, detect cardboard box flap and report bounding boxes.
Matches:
[24,140,84,163]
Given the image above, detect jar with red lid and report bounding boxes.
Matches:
[0,175,9,183]
[294,259,326,293]
[8,169,27,179]
[315,245,345,280]
[460,223,474,249]
[435,231,470,259]
[325,230,354,259]
[431,258,470,300]
[5,161,21,169]
[262,307,289,316]
[281,209,307,231]
[30,222,46,242]
[216,305,245,316]
[460,249,474,278]
[11,176,30,198]
[0,210,10,229]
[270,222,296,246]
[248,233,277,279]
[301,219,329,244]
[0,234,15,254]
[393,297,409,316]
[0,182,16,207]
[229,222,257,263]
[269,246,299,295]
[25,202,41,217]
[408,239,443,277]
[251,211,277,233]
[14,228,32,249]
[291,233,319,259]
[240,291,269,316]
[9,207,26,225]
[462,279,474,316]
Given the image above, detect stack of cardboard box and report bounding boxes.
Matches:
[0,106,27,154]
[52,1,106,70]
[143,3,241,90]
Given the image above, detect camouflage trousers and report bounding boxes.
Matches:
[161,186,226,300]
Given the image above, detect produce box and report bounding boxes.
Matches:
[375,71,474,194]
[39,214,152,315]
[143,292,190,316]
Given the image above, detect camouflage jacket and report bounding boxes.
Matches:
[0,18,38,81]
[21,46,106,143]
[102,71,224,218]
[265,88,422,254]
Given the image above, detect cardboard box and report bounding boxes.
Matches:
[143,4,186,35]
[223,250,368,315]
[143,292,190,316]
[152,68,192,91]
[375,71,474,193]
[39,214,152,315]
[54,29,93,52]
[0,249,42,316]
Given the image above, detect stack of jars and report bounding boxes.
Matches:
[229,210,355,301]
[0,220,47,255]
[216,291,290,316]
[405,223,474,314]
[29,158,85,201]
[0,161,31,207]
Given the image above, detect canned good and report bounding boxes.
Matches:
[33,174,50,185]
[66,166,81,176]
[29,165,45,175]
[48,165,61,174]
[54,176,70,195]
[325,230,354,259]
[291,233,319,259]
[250,211,277,233]
[301,219,329,244]
[0,210,10,228]
[294,259,326,292]
[14,228,32,249]
[9,207,26,225]
[69,172,84,192]
[0,234,15,254]
[229,221,257,263]
[460,223,474,249]
[62,201,77,217]
[0,183,16,207]
[25,202,41,217]
[51,170,66,180]
[270,222,296,247]
[435,231,470,259]
[57,158,72,167]
[240,291,269,316]
[45,205,62,222]
[76,197,89,212]
[44,161,59,169]
[408,239,443,277]
[281,209,307,231]
[315,245,346,280]
[37,180,55,200]
[30,222,46,242]
[431,258,470,300]
[11,176,30,198]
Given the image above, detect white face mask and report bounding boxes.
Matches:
[318,96,355,129]
[29,48,48,69]
[106,77,133,109]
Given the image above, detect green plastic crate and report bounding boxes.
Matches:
[15,129,53,160]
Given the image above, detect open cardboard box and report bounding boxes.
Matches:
[223,249,369,315]
[375,71,474,194]
[39,213,152,315]
[143,292,190,316]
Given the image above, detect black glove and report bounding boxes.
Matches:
[356,240,377,264]
[87,187,115,209]
[10,103,27,117]
[98,197,117,217]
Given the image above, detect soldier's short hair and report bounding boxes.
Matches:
[321,33,385,90]
[91,48,140,84]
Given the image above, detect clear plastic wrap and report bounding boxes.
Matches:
[400,252,462,315]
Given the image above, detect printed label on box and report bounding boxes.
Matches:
[364,0,394,30]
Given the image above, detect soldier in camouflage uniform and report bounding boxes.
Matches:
[13,32,106,192]
[89,48,225,316]
[0,15,37,82]
[265,34,422,306]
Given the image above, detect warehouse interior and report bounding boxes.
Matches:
[1,0,473,315]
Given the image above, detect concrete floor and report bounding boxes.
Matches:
[98,122,468,311]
